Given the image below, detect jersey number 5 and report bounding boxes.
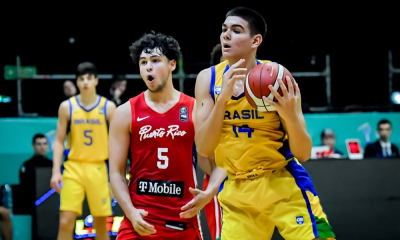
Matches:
[157,148,169,169]
[84,130,93,146]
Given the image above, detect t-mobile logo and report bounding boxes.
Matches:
[137,179,184,198]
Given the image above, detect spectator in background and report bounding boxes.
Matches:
[108,74,128,106]
[320,128,345,158]
[0,206,12,240]
[364,119,399,158]
[63,80,77,98]
[19,133,52,240]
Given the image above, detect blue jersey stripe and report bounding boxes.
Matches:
[75,95,102,112]
[285,160,319,237]
[210,66,216,103]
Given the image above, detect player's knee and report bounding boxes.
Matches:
[59,217,75,232]
[93,216,108,229]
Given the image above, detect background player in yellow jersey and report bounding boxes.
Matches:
[181,6,336,240]
[50,62,117,240]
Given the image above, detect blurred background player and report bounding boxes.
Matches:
[50,62,116,240]
[109,30,209,239]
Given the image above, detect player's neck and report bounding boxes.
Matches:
[146,81,179,104]
[77,93,98,106]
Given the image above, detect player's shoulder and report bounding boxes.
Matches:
[59,99,70,110]
[197,66,212,84]
[115,100,132,116]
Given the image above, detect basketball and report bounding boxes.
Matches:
[244,62,293,112]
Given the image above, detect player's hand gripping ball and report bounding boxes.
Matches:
[244,62,293,112]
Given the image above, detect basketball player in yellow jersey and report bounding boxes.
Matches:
[180,7,336,240]
[50,62,116,240]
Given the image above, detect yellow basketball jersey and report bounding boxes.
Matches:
[66,95,109,162]
[211,60,294,177]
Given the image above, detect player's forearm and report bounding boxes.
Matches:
[52,140,64,174]
[195,99,227,156]
[197,154,212,175]
[204,166,227,197]
[110,173,137,216]
[285,117,312,161]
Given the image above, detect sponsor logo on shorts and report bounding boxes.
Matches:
[137,179,184,198]
[296,216,304,225]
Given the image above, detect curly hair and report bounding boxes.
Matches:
[129,30,182,65]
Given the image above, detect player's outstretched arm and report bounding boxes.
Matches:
[180,165,227,219]
[109,102,156,236]
[50,100,69,193]
[263,76,312,161]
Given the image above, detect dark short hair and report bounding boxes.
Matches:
[378,119,391,128]
[32,133,47,144]
[76,62,98,77]
[210,43,223,66]
[129,30,182,65]
[226,6,267,39]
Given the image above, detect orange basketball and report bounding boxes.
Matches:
[244,62,293,112]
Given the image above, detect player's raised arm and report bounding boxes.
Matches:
[262,76,312,161]
[50,100,69,192]
[109,102,156,236]
[194,59,247,157]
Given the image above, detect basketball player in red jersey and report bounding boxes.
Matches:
[109,31,209,240]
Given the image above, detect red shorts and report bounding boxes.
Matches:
[202,174,222,240]
[117,217,201,240]
[117,228,200,240]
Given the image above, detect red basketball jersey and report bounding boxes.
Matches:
[118,92,202,240]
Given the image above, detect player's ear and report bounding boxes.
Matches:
[252,34,262,48]
[170,59,177,72]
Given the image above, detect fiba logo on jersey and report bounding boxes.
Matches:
[99,106,104,114]
[180,106,188,122]
[137,179,184,198]
[214,86,221,95]
[296,216,304,225]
